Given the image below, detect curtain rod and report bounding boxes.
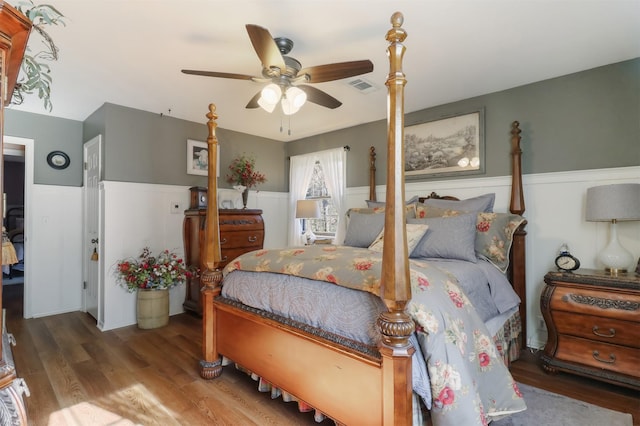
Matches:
[287,145,350,160]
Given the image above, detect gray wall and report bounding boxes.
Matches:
[5,109,83,186]
[287,58,640,189]
[5,58,638,191]
[83,103,287,192]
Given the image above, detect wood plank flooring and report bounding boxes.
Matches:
[3,284,639,425]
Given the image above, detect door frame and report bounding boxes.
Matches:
[82,135,102,319]
[4,136,33,318]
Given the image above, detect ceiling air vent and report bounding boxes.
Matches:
[346,77,378,94]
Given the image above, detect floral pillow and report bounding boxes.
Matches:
[475,212,526,272]
[368,223,429,253]
[415,204,465,219]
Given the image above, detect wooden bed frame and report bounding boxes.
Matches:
[197,12,527,425]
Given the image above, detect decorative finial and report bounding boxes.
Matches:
[386,12,407,43]
[391,11,404,27]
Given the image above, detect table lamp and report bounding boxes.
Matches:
[295,199,321,244]
[585,183,640,274]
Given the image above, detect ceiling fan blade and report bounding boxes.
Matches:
[299,60,373,83]
[298,85,342,109]
[246,91,262,109]
[181,69,254,80]
[245,24,286,70]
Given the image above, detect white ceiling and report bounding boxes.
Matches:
[9,0,640,142]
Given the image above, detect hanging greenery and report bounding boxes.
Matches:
[11,0,65,111]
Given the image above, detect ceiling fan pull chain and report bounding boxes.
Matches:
[288,117,291,136]
[280,118,283,133]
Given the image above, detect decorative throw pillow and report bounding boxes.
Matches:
[407,214,478,262]
[368,223,429,253]
[348,204,416,219]
[343,211,386,248]
[418,193,495,214]
[415,204,464,219]
[475,212,526,272]
[366,195,420,208]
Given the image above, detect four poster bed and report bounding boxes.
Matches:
[197,13,528,426]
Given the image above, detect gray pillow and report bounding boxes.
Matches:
[408,214,478,262]
[343,212,385,248]
[366,195,420,208]
[418,193,495,213]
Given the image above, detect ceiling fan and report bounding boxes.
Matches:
[182,24,374,115]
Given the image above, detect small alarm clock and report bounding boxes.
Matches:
[555,244,580,272]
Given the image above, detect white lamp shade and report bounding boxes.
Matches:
[257,96,277,113]
[286,86,307,108]
[261,83,281,104]
[295,199,321,219]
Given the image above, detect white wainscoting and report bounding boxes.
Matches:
[27,184,83,318]
[354,166,640,349]
[24,166,639,344]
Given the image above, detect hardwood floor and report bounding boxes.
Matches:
[3,284,639,425]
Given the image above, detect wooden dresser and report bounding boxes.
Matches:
[183,188,264,314]
[541,269,640,390]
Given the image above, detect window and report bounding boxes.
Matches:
[305,161,338,236]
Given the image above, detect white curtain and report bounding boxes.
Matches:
[288,147,346,246]
[316,148,347,245]
[288,154,317,246]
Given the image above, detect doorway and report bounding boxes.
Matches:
[2,136,33,319]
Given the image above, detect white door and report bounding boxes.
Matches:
[83,135,101,319]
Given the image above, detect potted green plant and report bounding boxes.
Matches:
[226,154,267,208]
[115,247,192,329]
[12,0,65,111]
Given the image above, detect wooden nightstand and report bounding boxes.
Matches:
[541,269,640,390]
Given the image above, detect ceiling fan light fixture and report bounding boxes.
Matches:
[286,86,307,108]
[281,96,300,115]
[261,83,281,104]
[257,96,277,113]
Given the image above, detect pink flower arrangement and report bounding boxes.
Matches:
[226,154,267,189]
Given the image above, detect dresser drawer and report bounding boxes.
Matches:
[219,213,264,231]
[556,334,640,378]
[220,230,264,249]
[553,311,640,348]
[550,286,640,322]
[220,247,261,267]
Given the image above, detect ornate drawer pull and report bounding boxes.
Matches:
[221,256,228,262]
[248,236,258,242]
[592,325,615,338]
[592,350,616,364]
[220,238,227,245]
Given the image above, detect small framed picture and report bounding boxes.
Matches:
[187,139,219,176]
[187,139,208,176]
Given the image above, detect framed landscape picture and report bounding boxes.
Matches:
[405,109,484,178]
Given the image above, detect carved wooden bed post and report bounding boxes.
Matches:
[377,12,414,425]
[369,146,377,201]
[509,120,527,347]
[199,104,224,379]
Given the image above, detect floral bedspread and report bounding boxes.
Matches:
[223,245,526,426]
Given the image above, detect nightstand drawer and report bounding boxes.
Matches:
[556,335,640,378]
[550,287,640,321]
[553,311,640,348]
[220,230,264,249]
